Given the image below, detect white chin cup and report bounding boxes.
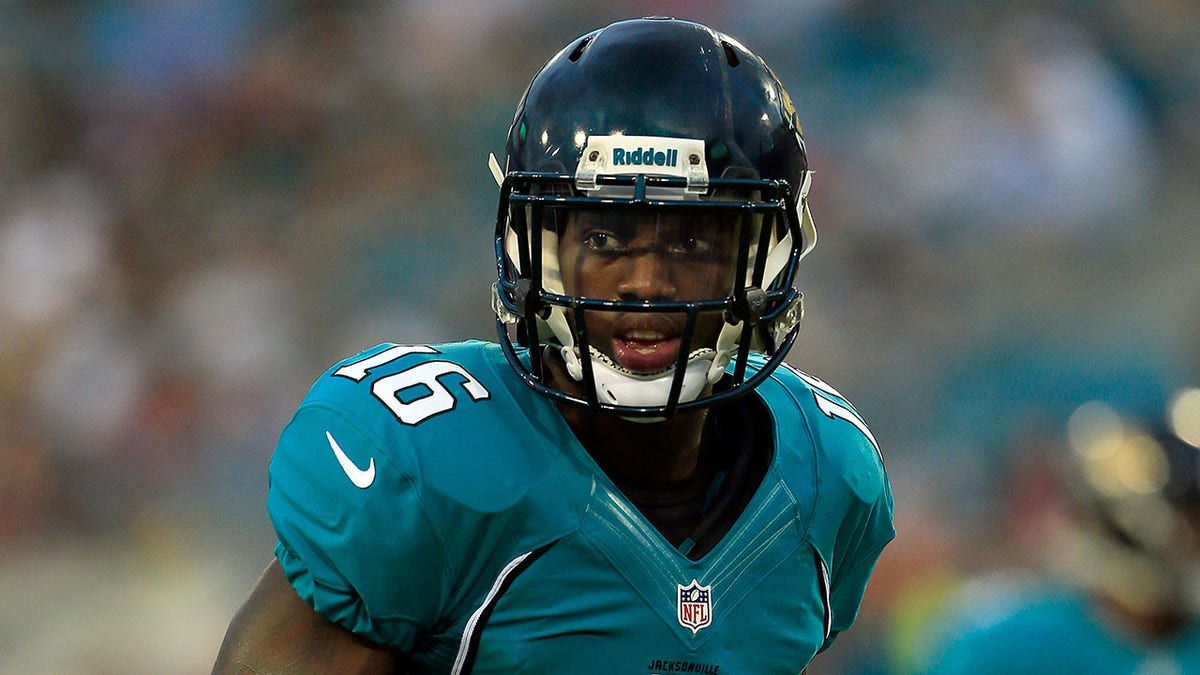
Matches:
[560,345,721,412]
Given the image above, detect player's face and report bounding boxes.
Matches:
[556,208,740,374]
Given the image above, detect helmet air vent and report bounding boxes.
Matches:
[568,36,593,62]
[722,42,740,67]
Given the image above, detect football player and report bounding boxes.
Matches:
[918,388,1200,673]
[213,17,894,674]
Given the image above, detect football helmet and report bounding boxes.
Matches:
[490,17,815,418]
[1056,387,1200,616]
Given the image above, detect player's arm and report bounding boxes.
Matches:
[212,558,406,675]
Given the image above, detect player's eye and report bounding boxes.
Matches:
[668,234,714,257]
[583,230,624,253]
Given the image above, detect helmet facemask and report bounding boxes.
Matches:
[493,140,808,419]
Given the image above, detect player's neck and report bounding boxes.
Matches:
[558,403,709,488]
[542,354,710,485]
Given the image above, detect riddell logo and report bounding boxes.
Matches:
[612,147,679,168]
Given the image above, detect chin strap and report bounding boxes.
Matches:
[561,345,720,412]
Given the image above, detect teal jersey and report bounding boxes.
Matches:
[920,577,1200,674]
[268,340,894,673]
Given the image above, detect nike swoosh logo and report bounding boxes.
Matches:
[326,431,375,489]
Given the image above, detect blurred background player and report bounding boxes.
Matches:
[915,387,1200,673]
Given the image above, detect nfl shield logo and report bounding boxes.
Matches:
[677,579,712,634]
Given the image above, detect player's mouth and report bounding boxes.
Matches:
[612,329,682,373]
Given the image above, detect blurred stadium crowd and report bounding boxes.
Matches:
[0,1,1197,672]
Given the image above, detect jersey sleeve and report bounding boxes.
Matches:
[268,399,451,651]
[823,461,894,650]
[772,364,896,652]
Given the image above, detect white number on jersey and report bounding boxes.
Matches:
[334,345,491,425]
[779,361,881,459]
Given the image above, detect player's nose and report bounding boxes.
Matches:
[617,250,677,301]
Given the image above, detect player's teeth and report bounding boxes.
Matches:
[625,331,664,341]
